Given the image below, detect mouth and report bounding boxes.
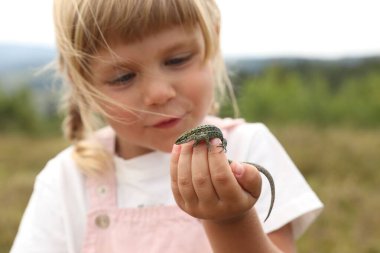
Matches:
[152,117,182,129]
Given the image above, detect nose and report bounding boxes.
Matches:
[142,74,176,106]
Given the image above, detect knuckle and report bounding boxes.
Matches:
[171,181,180,193]
[178,176,192,187]
[192,174,209,187]
[212,170,230,184]
[171,175,178,185]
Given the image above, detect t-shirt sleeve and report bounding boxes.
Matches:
[11,160,68,253]
[227,123,323,239]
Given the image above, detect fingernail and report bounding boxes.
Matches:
[172,144,181,153]
[233,162,244,176]
[211,138,222,145]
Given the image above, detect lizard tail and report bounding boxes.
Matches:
[249,162,275,222]
[228,160,275,222]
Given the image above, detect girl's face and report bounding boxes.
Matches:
[91,26,215,159]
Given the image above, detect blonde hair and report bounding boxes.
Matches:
[53,0,238,175]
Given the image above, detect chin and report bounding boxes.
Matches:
[159,143,175,153]
[154,135,179,153]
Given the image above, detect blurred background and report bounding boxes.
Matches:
[1,0,380,252]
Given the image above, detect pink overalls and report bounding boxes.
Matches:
[81,117,244,253]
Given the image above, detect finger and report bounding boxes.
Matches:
[231,161,262,200]
[177,141,198,205]
[170,144,184,206]
[208,138,241,201]
[191,142,218,203]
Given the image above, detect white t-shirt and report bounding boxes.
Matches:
[11,120,323,253]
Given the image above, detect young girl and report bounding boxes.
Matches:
[11,0,323,252]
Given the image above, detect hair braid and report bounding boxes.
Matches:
[62,94,85,142]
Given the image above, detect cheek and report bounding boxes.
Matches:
[100,101,140,125]
[183,63,214,102]
[95,85,142,123]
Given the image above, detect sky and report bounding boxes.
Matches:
[0,0,380,59]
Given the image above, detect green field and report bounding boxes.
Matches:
[0,134,69,252]
[270,125,380,253]
[1,125,379,252]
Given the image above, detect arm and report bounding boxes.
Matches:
[203,211,295,253]
[170,140,296,253]
[268,223,296,253]
[11,164,67,253]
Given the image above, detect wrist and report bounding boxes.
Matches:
[202,208,257,227]
[202,209,280,253]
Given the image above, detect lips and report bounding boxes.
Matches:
[152,117,182,129]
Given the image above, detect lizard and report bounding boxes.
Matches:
[175,124,275,222]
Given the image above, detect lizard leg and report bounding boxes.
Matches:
[212,137,225,153]
[221,138,227,152]
[193,134,208,148]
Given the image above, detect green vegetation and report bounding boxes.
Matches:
[0,87,40,133]
[222,58,380,128]
[0,86,62,135]
[1,127,379,252]
[1,58,380,252]
[271,125,380,253]
[0,134,68,252]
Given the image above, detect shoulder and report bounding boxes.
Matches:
[44,145,78,170]
[207,116,275,152]
[11,146,86,252]
[228,121,271,140]
[33,145,87,222]
[35,145,83,192]
[212,117,324,237]
[224,121,284,165]
[229,122,284,155]
[205,115,270,139]
[37,126,115,185]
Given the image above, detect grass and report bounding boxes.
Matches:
[1,125,380,252]
[270,125,380,253]
[0,134,68,252]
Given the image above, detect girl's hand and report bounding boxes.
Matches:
[170,138,262,222]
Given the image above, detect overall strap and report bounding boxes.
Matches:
[85,127,118,210]
[85,169,118,210]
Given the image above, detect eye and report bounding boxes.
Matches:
[108,72,136,86]
[165,54,192,66]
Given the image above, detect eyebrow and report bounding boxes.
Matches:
[94,34,201,75]
[160,36,200,56]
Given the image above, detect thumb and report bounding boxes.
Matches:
[231,161,262,200]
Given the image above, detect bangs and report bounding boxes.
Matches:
[74,0,215,53]
[108,0,199,41]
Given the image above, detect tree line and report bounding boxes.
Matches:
[222,58,380,128]
[1,57,380,135]
[0,87,61,135]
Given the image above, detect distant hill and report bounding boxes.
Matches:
[0,44,56,71]
[2,43,379,90]
[226,56,371,74]
[0,44,56,92]
[0,44,58,115]
[1,43,380,114]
